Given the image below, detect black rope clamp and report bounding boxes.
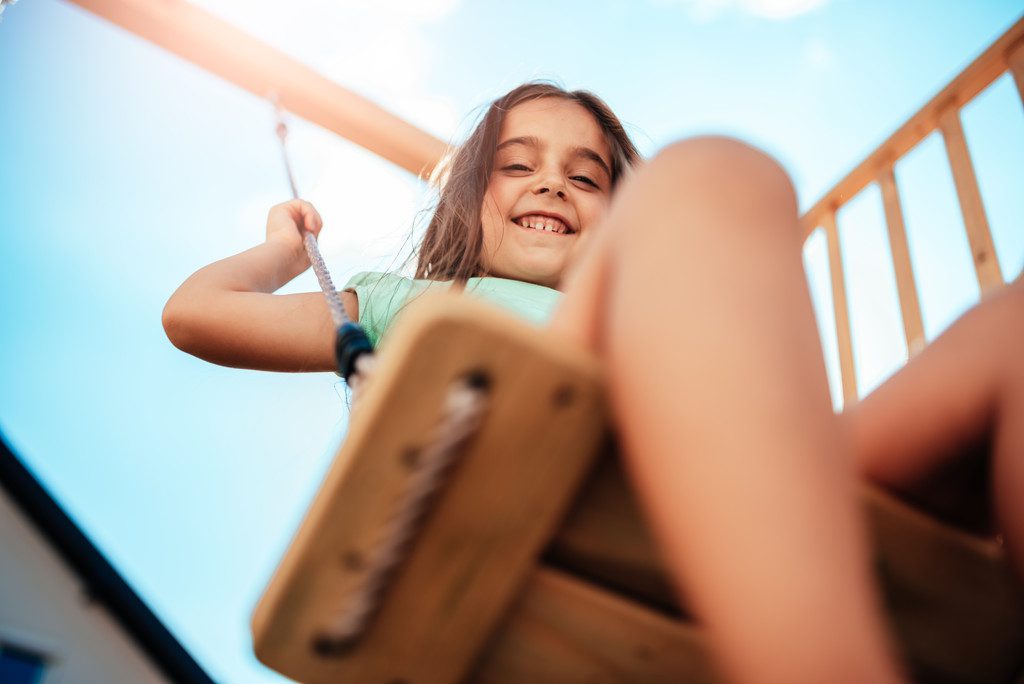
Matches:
[335,322,374,381]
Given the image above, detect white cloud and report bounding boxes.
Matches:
[804,35,835,73]
[743,0,826,19]
[367,0,462,23]
[657,0,827,22]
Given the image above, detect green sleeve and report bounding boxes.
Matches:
[343,272,560,347]
[343,271,435,347]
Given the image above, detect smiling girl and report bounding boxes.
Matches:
[164,82,1024,683]
[338,88,636,350]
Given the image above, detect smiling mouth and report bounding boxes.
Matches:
[511,214,576,235]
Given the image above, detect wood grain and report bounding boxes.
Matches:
[473,567,716,684]
[823,211,859,405]
[938,107,1004,295]
[878,166,926,356]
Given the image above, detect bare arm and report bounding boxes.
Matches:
[162,199,358,372]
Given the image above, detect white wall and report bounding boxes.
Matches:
[0,488,171,684]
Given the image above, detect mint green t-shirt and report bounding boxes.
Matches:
[344,271,562,347]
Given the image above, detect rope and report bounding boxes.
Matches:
[272,97,351,330]
[314,377,489,652]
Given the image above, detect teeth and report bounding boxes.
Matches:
[516,215,571,235]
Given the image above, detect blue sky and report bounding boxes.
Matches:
[1,1,1022,681]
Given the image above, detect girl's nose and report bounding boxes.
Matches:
[534,177,567,199]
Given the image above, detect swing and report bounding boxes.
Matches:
[250,293,1024,684]
[249,16,1024,683]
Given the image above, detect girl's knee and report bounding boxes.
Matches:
[998,281,1024,376]
[633,136,799,231]
[960,278,1024,381]
[659,136,795,199]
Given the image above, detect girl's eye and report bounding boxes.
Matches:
[571,175,599,188]
[502,164,531,172]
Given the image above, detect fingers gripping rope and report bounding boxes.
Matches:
[272,96,372,380]
[314,375,490,654]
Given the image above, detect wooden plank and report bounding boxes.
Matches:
[547,452,679,613]
[865,487,1024,684]
[66,0,447,178]
[938,107,1004,295]
[878,167,926,356]
[801,17,1024,234]
[251,294,608,684]
[548,453,1024,683]
[823,212,859,404]
[473,567,716,684]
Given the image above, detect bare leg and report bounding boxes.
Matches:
[847,275,1024,572]
[551,138,903,684]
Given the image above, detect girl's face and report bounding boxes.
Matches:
[480,98,613,288]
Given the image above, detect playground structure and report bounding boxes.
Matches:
[66,2,1024,681]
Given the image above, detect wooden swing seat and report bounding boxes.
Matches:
[252,294,1024,684]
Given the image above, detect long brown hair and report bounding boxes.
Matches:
[414,82,641,282]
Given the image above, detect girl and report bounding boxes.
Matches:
[163,82,1024,684]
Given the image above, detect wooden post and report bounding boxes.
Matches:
[878,167,926,356]
[938,107,1004,295]
[801,18,1024,233]
[822,212,858,405]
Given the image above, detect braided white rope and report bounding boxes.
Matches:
[316,377,488,649]
[302,231,348,329]
[273,99,351,329]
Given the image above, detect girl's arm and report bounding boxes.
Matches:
[162,199,358,372]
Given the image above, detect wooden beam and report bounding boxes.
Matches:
[878,166,926,356]
[802,17,1024,234]
[822,212,858,405]
[938,107,1004,295]
[474,567,715,684]
[66,0,449,178]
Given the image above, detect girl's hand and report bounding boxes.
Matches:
[265,199,324,257]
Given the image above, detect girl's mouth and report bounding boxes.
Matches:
[512,214,575,235]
